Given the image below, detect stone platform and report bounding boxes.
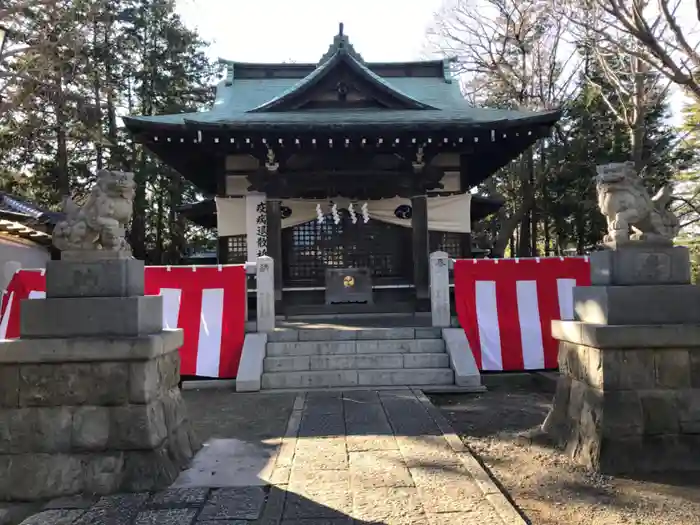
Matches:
[12,389,523,525]
[544,320,700,473]
[544,244,700,474]
[0,330,198,501]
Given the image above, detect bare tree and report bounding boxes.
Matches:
[558,0,700,102]
[427,0,580,256]
[584,36,673,172]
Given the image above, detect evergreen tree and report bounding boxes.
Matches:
[0,0,216,263]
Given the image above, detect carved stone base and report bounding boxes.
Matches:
[573,284,700,325]
[544,321,700,474]
[20,295,163,338]
[589,245,690,286]
[46,258,144,298]
[0,330,199,501]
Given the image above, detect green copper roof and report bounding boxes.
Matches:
[124,26,561,133]
[249,37,436,112]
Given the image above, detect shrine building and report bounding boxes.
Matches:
[124,25,561,315]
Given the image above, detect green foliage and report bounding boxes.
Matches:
[0,0,217,263]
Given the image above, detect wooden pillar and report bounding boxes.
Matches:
[266,198,283,306]
[411,194,430,308]
[215,156,229,264]
[217,237,229,264]
[461,233,472,258]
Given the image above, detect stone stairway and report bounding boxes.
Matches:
[261,326,455,390]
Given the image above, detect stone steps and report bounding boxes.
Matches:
[268,326,442,342]
[266,338,445,357]
[260,325,455,390]
[264,352,449,372]
[260,368,455,390]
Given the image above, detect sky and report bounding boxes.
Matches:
[175,0,443,64]
[174,0,689,124]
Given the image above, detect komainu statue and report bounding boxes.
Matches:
[52,170,136,252]
[596,161,680,245]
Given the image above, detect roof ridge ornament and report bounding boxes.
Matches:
[318,23,364,65]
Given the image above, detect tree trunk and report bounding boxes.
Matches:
[492,200,532,258]
[154,175,165,263]
[92,21,104,170]
[630,56,647,172]
[54,76,69,196]
[576,210,586,254]
[167,172,185,264]
[517,150,534,257]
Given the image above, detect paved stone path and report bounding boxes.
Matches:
[14,388,523,525]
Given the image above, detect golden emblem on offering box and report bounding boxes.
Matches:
[343,275,355,288]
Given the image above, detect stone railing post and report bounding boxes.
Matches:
[256,255,275,332]
[430,251,450,327]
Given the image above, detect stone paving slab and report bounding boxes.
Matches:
[12,388,522,525]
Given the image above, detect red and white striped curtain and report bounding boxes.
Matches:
[453,257,591,371]
[0,265,247,379]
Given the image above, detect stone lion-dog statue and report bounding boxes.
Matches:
[596,161,679,245]
[52,169,136,252]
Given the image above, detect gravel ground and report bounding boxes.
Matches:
[428,375,700,525]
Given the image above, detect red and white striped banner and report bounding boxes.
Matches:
[454,257,591,371]
[0,265,247,379]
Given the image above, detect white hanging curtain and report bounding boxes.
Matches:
[215,193,472,237]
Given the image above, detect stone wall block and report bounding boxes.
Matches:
[574,386,603,467]
[3,454,84,500]
[129,359,158,404]
[677,389,700,433]
[84,453,125,495]
[0,407,73,453]
[689,350,700,389]
[121,447,179,492]
[640,390,680,435]
[72,406,110,451]
[129,352,180,404]
[542,375,573,442]
[598,436,644,473]
[161,388,187,432]
[168,425,194,467]
[601,391,643,437]
[643,435,687,470]
[18,362,129,407]
[34,407,73,453]
[559,342,587,382]
[0,410,12,453]
[109,401,167,450]
[617,350,655,390]
[583,346,603,389]
[158,350,181,392]
[0,366,19,407]
[654,349,691,388]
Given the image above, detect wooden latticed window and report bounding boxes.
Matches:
[282,210,413,285]
[226,235,247,264]
[429,231,463,259]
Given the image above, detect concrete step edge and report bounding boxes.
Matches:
[262,353,451,372]
[263,352,450,360]
[266,338,445,347]
[264,342,447,357]
[261,368,454,376]
[261,368,455,389]
[268,328,443,342]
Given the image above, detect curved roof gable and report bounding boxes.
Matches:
[249,24,438,113]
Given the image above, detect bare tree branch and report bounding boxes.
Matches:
[555,0,700,101]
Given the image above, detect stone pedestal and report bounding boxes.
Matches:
[544,245,700,474]
[0,253,199,501]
